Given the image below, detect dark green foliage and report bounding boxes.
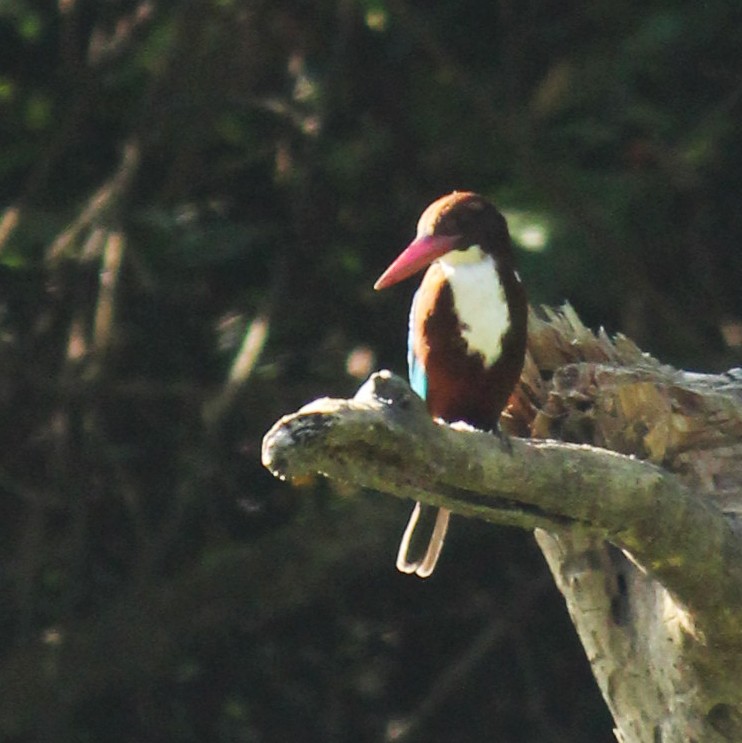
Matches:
[0,0,739,740]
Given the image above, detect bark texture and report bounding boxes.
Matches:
[262,305,742,743]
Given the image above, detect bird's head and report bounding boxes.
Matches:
[374,191,511,290]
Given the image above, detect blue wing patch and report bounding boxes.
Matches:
[407,288,428,400]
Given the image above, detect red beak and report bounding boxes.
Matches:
[374,234,461,290]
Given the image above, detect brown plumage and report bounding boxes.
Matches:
[412,262,526,430]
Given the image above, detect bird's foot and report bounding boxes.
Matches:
[493,425,513,454]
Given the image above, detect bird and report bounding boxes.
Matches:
[374,191,528,578]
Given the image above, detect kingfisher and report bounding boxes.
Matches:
[374,191,528,578]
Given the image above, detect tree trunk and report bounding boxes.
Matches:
[262,305,742,743]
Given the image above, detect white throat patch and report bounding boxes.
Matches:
[438,247,510,366]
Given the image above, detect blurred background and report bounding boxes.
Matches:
[1,1,741,741]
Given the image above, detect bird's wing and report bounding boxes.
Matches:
[407,287,427,399]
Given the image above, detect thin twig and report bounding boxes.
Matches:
[46,140,141,264]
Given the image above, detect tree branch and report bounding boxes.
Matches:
[262,370,742,639]
[263,307,742,742]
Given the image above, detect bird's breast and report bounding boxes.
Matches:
[410,258,524,428]
[438,253,510,366]
[413,257,510,368]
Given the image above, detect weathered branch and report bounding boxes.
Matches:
[262,370,742,638]
[262,306,742,743]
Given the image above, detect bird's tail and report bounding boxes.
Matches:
[396,503,450,578]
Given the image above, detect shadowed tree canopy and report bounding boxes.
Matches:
[0,1,741,741]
